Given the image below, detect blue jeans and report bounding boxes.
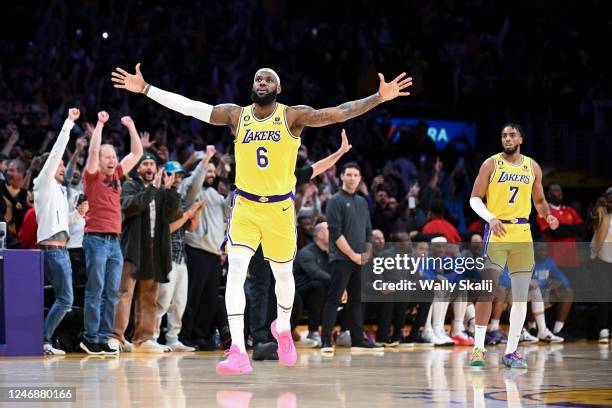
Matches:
[83,235,123,343]
[43,248,74,344]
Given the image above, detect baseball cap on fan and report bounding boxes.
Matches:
[164,161,186,175]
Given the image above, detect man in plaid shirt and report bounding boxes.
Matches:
[154,160,207,351]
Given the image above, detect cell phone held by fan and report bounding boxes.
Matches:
[77,194,88,206]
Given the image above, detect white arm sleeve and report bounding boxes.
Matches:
[147,86,212,123]
[469,197,496,223]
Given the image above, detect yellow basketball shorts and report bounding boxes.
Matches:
[483,223,534,274]
[223,194,297,263]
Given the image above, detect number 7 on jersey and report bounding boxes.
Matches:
[508,186,519,204]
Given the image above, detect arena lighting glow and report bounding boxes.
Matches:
[102,32,109,39]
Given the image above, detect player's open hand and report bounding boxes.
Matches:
[489,218,507,237]
[112,63,146,93]
[339,129,352,154]
[377,72,413,102]
[546,214,559,230]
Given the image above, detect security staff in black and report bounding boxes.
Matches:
[321,162,383,353]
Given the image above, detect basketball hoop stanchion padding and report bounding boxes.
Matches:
[0,250,44,356]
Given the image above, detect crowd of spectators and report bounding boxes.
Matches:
[1,0,611,353]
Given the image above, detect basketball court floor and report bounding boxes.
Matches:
[1,343,611,407]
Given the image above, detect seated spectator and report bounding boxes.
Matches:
[293,222,331,348]
[1,158,29,240]
[526,245,568,343]
[297,215,315,250]
[422,199,461,243]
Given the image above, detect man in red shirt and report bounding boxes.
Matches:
[536,183,583,337]
[79,111,143,355]
[422,199,461,243]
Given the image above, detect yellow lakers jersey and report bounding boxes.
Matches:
[234,103,300,196]
[485,153,534,220]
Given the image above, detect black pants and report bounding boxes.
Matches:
[321,261,363,344]
[592,257,612,331]
[180,246,221,342]
[406,302,432,337]
[376,301,409,340]
[295,280,326,333]
[376,300,431,339]
[247,246,277,345]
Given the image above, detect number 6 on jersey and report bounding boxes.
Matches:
[256,147,269,168]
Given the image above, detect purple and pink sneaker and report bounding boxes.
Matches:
[216,345,253,375]
[502,351,528,369]
[271,320,298,366]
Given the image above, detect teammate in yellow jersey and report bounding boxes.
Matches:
[468,123,559,368]
[111,63,412,374]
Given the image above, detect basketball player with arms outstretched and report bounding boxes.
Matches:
[111,64,412,374]
[469,123,558,368]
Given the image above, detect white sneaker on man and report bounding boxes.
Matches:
[433,330,456,346]
[44,343,66,355]
[599,329,610,344]
[123,340,133,352]
[167,341,194,352]
[519,328,539,343]
[538,329,564,344]
[132,340,166,354]
[422,329,451,346]
[108,338,122,353]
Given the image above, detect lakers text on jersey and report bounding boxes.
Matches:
[234,103,300,197]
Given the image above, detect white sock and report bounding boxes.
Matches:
[505,273,531,355]
[452,319,465,337]
[452,302,467,336]
[225,248,253,353]
[489,319,500,332]
[528,321,536,330]
[270,261,295,333]
[554,321,564,333]
[532,301,547,335]
[465,303,475,325]
[433,301,449,335]
[474,325,487,349]
[505,302,527,355]
[425,307,433,332]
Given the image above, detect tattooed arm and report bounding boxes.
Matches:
[209,104,242,133]
[287,72,412,133]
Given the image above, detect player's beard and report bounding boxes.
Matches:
[251,89,277,106]
[503,145,519,155]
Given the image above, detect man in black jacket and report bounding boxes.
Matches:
[321,162,383,354]
[109,152,180,353]
[293,221,330,347]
